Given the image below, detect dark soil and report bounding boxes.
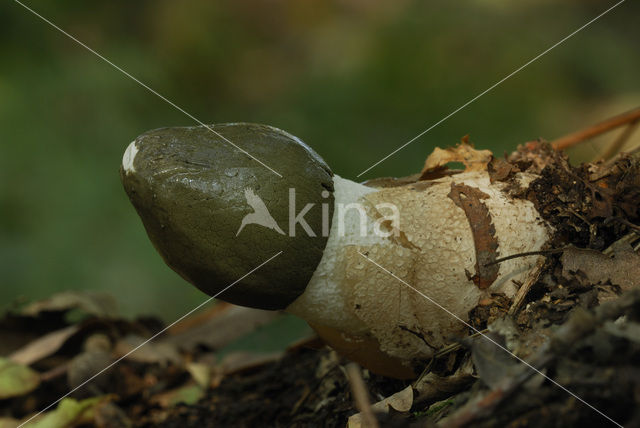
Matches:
[153,347,407,428]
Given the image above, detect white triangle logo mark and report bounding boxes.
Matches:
[236,188,285,236]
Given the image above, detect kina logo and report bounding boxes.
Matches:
[236,188,285,236]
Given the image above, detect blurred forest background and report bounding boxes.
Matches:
[1,0,638,322]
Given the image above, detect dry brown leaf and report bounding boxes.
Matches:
[448,184,499,289]
[561,244,640,302]
[9,325,79,366]
[471,331,521,390]
[166,302,231,335]
[216,351,283,375]
[21,291,117,318]
[114,335,181,365]
[0,417,20,428]
[185,362,211,389]
[165,305,279,351]
[420,143,493,179]
[93,401,132,428]
[347,385,413,428]
[413,359,475,404]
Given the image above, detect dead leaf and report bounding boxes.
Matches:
[21,292,117,318]
[166,302,231,335]
[67,348,112,394]
[413,359,474,404]
[487,157,518,182]
[448,183,499,289]
[0,357,40,399]
[507,140,560,174]
[21,396,109,428]
[93,402,132,428]
[0,418,20,428]
[185,362,211,389]
[216,351,283,375]
[561,244,640,301]
[603,320,640,343]
[165,305,279,351]
[347,386,413,428]
[114,335,181,365]
[9,325,79,365]
[420,143,492,179]
[150,383,205,408]
[471,332,521,389]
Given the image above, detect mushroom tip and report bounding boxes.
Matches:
[120,123,336,310]
[122,140,138,174]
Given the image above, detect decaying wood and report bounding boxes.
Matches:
[440,288,640,427]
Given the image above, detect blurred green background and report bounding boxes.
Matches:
[1,0,639,321]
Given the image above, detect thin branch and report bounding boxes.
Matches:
[414,330,488,389]
[598,120,640,161]
[484,247,567,267]
[604,216,640,234]
[346,363,379,428]
[551,107,640,151]
[508,257,546,316]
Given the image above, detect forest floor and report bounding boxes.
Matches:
[2,139,640,428]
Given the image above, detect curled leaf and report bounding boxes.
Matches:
[420,141,493,179]
[347,386,413,428]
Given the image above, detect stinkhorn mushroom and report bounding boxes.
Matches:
[121,124,551,378]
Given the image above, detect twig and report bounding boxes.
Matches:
[602,233,640,256]
[40,362,69,382]
[598,120,640,161]
[414,329,488,385]
[434,330,488,360]
[484,247,566,267]
[550,107,640,151]
[345,363,379,428]
[413,359,475,406]
[508,257,546,316]
[604,216,640,234]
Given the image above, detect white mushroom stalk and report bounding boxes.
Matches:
[287,171,550,377]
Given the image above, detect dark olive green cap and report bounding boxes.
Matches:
[121,124,334,310]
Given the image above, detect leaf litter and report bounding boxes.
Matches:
[2,136,640,427]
